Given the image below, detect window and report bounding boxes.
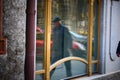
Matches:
[35,0,101,80]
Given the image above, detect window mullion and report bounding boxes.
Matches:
[96,0,101,73]
[44,0,51,80]
[88,0,94,76]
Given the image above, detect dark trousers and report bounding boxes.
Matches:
[50,54,72,78]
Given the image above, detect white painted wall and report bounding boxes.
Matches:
[102,0,120,74]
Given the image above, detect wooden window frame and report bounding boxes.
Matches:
[35,0,101,80]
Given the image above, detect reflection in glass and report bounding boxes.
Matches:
[51,0,88,79]
[62,0,87,59]
[35,74,44,80]
[51,61,87,80]
[92,64,97,73]
[92,0,98,60]
[35,0,99,79]
[51,0,88,59]
[36,0,45,72]
[51,16,72,77]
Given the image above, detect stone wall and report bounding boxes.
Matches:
[0,0,26,80]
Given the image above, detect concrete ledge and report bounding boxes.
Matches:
[93,71,120,80]
[71,70,120,80]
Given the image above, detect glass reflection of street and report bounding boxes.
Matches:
[36,60,87,80]
[36,0,99,79]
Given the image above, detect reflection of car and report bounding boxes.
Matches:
[36,27,87,58]
[69,31,87,43]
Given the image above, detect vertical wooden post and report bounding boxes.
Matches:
[25,0,36,80]
[97,0,101,73]
[88,0,94,76]
[44,0,51,80]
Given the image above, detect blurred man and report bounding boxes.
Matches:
[51,17,72,77]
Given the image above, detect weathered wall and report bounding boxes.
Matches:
[0,0,26,80]
[101,0,120,74]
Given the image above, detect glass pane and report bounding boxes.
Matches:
[92,0,98,60]
[51,61,87,80]
[51,0,88,79]
[92,64,97,73]
[36,0,45,72]
[35,74,44,80]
